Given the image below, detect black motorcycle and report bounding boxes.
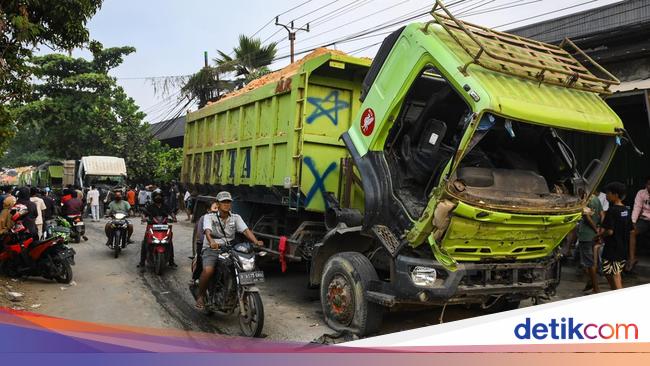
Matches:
[107,212,129,258]
[190,242,266,337]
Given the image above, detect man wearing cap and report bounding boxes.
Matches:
[195,191,263,310]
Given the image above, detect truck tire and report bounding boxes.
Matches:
[320,252,384,336]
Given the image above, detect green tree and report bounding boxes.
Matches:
[180,66,235,108]
[0,0,103,153]
[153,147,183,183]
[7,42,166,182]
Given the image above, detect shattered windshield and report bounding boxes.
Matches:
[449,113,617,210]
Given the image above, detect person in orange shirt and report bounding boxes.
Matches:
[126,187,136,216]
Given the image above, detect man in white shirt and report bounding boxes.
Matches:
[30,187,47,239]
[194,191,263,310]
[88,186,100,222]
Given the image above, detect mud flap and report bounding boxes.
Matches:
[428,233,458,272]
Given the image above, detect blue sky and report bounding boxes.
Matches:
[75,0,622,122]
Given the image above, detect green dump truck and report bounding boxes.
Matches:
[183,2,630,335]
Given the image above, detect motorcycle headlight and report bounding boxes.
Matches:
[238,255,255,271]
[153,238,161,244]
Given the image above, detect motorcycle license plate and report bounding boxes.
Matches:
[152,224,168,230]
[238,271,264,285]
[74,222,84,226]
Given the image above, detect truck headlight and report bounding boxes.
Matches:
[411,266,437,287]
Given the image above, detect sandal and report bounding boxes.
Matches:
[195,298,205,310]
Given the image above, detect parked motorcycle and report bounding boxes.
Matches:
[0,205,75,283]
[108,212,129,258]
[190,242,266,337]
[143,216,173,275]
[65,214,86,243]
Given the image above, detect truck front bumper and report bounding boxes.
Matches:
[366,254,561,307]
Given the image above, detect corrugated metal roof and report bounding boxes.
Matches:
[510,0,650,43]
[149,116,185,140]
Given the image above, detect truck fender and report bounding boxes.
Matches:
[308,225,373,287]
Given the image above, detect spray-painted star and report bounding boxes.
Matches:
[306,90,349,126]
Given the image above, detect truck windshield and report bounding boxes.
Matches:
[449,113,617,210]
[87,175,125,187]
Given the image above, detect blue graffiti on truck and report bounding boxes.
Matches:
[303,156,337,208]
[306,90,349,126]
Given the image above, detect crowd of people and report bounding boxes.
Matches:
[573,177,650,293]
[0,182,197,241]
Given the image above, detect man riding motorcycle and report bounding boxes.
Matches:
[195,191,263,310]
[104,190,134,245]
[138,191,177,271]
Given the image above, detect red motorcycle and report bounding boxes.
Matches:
[0,205,76,283]
[143,216,173,275]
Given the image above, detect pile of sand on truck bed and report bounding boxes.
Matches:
[208,48,349,104]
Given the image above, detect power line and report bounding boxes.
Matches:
[493,0,599,29]
[261,0,340,45]
[461,0,540,17]
[127,0,557,103]
[280,0,412,50]
[309,0,375,27]
[250,0,315,38]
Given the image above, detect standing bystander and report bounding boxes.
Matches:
[88,186,100,222]
[30,187,47,239]
[578,193,603,293]
[628,176,650,271]
[599,182,633,290]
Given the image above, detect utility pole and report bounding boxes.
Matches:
[275,16,310,63]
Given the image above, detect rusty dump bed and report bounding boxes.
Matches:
[429,1,620,94]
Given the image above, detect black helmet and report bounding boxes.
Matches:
[17,187,30,200]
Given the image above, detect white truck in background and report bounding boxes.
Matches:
[62,156,127,190]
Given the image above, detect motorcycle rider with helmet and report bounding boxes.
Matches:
[104,190,134,245]
[194,191,263,310]
[138,191,177,271]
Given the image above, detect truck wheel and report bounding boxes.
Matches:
[320,252,383,336]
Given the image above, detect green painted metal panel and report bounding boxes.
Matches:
[48,165,63,179]
[441,202,580,261]
[181,52,371,213]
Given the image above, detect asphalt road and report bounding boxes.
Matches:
[8,218,650,342]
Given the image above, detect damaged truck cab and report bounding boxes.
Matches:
[330,4,622,333]
[182,2,625,337]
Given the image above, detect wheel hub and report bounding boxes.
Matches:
[327,274,354,325]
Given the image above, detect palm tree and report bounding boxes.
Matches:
[214,35,277,81]
[181,35,277,108]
